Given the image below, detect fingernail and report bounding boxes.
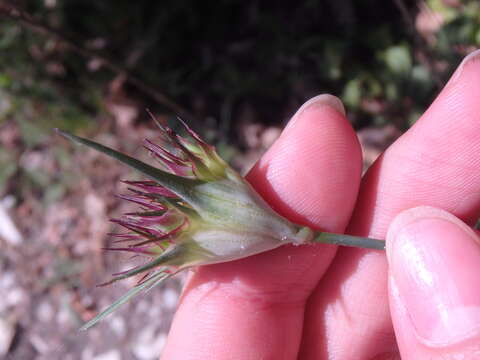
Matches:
[447,48,480,86]
[388,209,480,347]
[284,94,345,131]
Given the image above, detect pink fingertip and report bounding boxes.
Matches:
[387,207,480,347]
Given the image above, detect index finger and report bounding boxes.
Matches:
[161,95,362,359]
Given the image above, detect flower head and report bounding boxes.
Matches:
[56,118,313,329]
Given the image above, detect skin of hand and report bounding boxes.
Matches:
[160,49,480,360]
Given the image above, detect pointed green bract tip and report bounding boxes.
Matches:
[55,129,201,203]
[80,270,173,330]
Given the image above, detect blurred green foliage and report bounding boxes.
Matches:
[0,0,479,140]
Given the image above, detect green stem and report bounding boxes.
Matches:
[313,232,386,250]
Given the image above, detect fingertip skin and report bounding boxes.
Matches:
[248,101,362,232]
[387,206,480,359]
[385,206,477,263]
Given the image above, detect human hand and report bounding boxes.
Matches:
[160,50,480,360]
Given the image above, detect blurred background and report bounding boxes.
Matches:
[0,0,479,359]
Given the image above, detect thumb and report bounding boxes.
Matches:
[386,206,480,359]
